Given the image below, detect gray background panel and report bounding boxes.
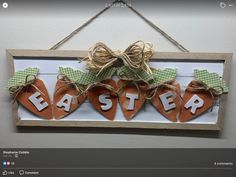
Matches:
[0,0,236,148]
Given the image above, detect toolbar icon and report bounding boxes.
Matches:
[220,2,227,8]
[2,170,7,176]
[2,2,8,8]
[19,170,24,176]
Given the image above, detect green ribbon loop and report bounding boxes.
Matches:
[59,67,177,87]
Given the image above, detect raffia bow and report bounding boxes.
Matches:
[84,40,154,77]
[9,75,43,103]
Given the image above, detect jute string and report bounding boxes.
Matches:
[186,80,224,111]
[55,74,87,103]
[55,75,117,103]
[186,80,224,97]
[78,81,118,98]
[9,75,44,103]
[145,80,177,100]
[56,74,84,93]
[50,0,189,52]
[117,80,148,99]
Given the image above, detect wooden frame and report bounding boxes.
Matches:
[7,49,232,130]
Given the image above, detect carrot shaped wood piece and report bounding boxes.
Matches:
[151,81,182,122]
[16,79,53,119]
[149,68,179,122]
[13,81,52,120]
[87,79,118,121]
[53,79,86,119]
[7,68,53,119]
[179,83,214,122]
[179,70,229,122]
[118,80,146,120]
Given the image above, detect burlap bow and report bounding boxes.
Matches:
[84,40,154,77]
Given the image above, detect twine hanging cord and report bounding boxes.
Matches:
[50,0,189,52]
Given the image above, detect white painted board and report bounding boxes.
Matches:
[14,58,224,124]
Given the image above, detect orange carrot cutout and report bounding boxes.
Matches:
[87,79,118,120]
[53,75,86,119]
[179,69,229,122]
[118,80,147,120]
[150,81,182,122]
[147,68,180,122]
[8,68,52,119]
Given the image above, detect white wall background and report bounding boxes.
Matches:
[0,1,236,148]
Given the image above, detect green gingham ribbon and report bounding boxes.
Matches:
[59,67,116,85]
[7,67,39,89]
[116,66,154,82]
[151,68,177,84]
[59,67,177,86]
[143,68,177,100]
[194,69,228,93]
[7,67,177,91]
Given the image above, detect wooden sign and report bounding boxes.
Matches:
[7,49,232,131]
